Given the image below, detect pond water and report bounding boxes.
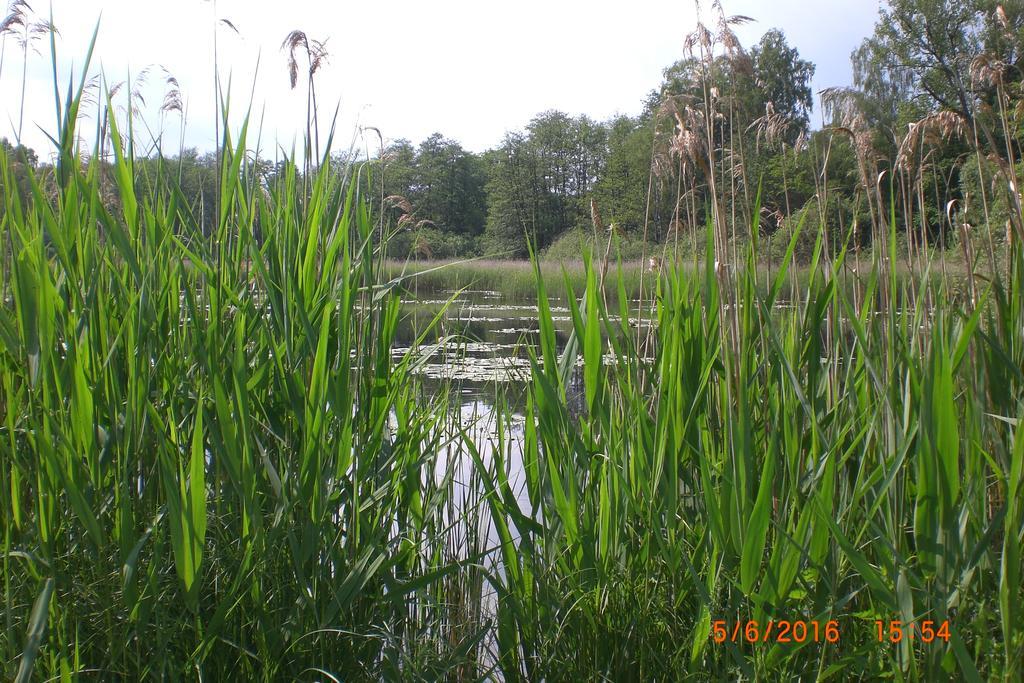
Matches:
[395,289,569,394]
[394,288,654,408]
[393,287,653,539]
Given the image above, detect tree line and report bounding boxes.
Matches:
[373,0,1023,263]
[362,25,819,260]
[4,0,1022,263]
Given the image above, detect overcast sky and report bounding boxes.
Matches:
[0,0,882,161]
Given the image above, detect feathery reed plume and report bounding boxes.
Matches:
[0,1,31,37]
[281,29,330,167]
[748,101,790,152]
[281,30,329,89]
[822,86,888,249]
[0,13,22,36]
[28,15,52,39]
[308,39,329,77]
[590,197,605,235]
[821,89,878,164]
[668,106,708,175]
[721,147,745,182]
[160,73,183,115]
[362,126,383,149]
[972,53,1007,90]
[281,30,306,89]
[997,4,1010,29]
[78,73,101,115]
[130,65,154,111]
[411,233,434,260]
[385,194,414,215]
[895,111,967,173]
[793,129,808,154]
[4,1,57,140]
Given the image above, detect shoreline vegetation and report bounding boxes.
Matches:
[2,1,1023,681]
[384,255,981,304]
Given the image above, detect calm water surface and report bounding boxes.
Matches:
[395,288,654,405]
[396,286,653,516]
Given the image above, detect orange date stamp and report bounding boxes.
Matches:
[711,620,840,644]
[710,618,952,645]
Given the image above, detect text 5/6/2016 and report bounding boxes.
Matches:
[711,620,840,644]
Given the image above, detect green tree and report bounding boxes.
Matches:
[376,134,487,252]
[484,132,553,257]
[415,133,487,235]
[852,0,1022,125]
[380,138,417,200]
[751,29,815,142]
[484,112,612,255]
[593,116,654,235]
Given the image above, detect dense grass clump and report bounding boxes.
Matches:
[383,257,656,302]
[2,43,1023,683]
[1,66,495,679]
[474,235,1024,680]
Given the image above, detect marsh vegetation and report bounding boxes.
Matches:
[1,0,1024,680]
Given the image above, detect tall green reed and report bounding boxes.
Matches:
[476,215,1023,679]
[1,38,491,681]
[2,23,1023,683]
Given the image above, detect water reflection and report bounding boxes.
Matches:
[396,288,653,410]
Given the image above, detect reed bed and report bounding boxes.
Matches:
[476,234,1024,680]
[383,258,653,302]
[1,35,1023,683]
[384,256,977,309]
[1,52,491,680]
